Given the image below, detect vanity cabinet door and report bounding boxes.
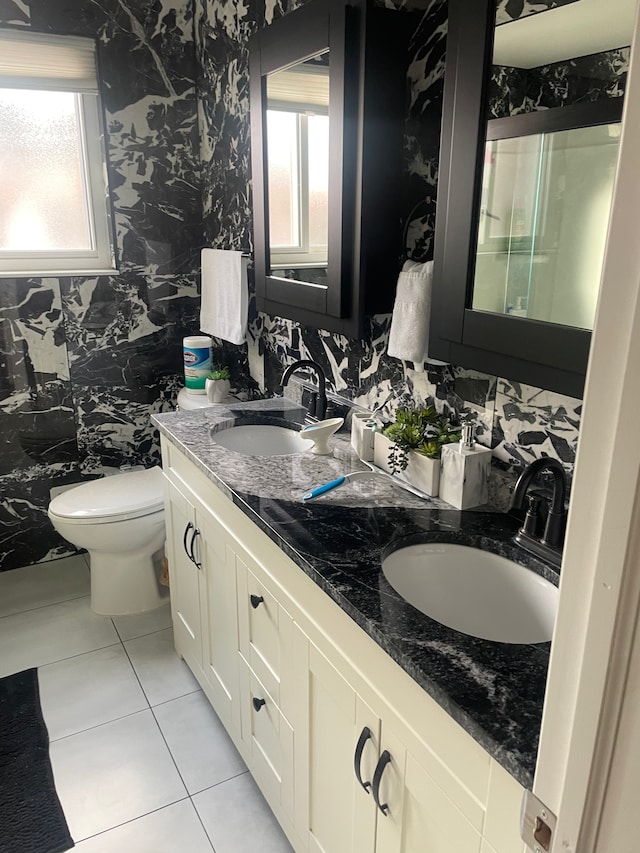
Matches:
[292,623,380,853]
[374,735,482,853]
[164,478,203,675]
[165,475,241,734]
[196,510,241,738]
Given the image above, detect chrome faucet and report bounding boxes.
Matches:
[510,457,568,568]
[281,359,328,421]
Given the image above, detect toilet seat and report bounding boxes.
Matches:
[49,466,165,524]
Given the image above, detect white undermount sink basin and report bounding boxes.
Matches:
[213,424,313,456]
[382,542,558,644]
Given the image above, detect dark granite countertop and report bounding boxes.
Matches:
[153,398,558,788]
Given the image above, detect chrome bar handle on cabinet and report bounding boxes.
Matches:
[353,726,373,793]
[190,528,202,570]
[183,522,194,562]
[250,594,264,609]
[372,750,392,815]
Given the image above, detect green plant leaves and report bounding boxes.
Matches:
[208,365,230,380]
[381,406,462,471]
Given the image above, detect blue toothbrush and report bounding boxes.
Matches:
[302,472,377,501]
[302,463,433,502]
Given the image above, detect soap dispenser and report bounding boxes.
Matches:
[440,423,492,509]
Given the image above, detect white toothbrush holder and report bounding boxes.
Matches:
[350,413,376,461]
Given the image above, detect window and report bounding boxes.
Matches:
[0,29,115,276]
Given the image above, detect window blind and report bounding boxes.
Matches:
[267,67,330,109]
[0,30,98,93]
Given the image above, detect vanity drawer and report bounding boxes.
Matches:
[237,555,292,705]
[238,655,294,819]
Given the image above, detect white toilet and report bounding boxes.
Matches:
[48,467,167,616]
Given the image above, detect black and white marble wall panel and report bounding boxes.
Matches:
[490,0,629,118]
[489,49,629,119]
[0,277,81,567]
[27,0,203,276]
[492,380,581,470]
[495,0,579,27]
[0,467,82,569]
[195,0,256,247]
[60,272,202,474]
[404,0,447,263]
[193,0,264,393]
[0,0,29,25]
[0,1,202,570]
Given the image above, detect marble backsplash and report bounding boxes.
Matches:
[260,316,582,473]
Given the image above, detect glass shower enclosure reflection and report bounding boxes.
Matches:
[472,122,621,330]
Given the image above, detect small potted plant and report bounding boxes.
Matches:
[373,406,461,496]
[205,365,231,403]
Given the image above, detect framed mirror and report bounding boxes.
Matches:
[250,0,408,337]
[431,0,633,396]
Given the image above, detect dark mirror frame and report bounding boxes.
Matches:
[430,0,623,398]
[249,0,408,338]
[250,0,358,329]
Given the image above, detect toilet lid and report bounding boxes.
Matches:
[49,467,165,522]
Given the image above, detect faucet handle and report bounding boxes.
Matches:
[523,494,542,537]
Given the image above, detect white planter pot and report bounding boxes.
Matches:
[404,450,441,497]
[373,433,440,497]
[205,378,230,403]
[373,432,395,473]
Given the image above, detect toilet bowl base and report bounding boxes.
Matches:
[89,545,168,616]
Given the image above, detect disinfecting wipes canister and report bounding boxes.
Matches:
[183,335,212,394]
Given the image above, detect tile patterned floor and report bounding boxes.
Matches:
[0,555,294,852]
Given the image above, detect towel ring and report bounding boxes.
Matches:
[402,198,433,263]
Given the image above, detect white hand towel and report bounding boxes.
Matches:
[200,249,248,345]
[387,260,446,369]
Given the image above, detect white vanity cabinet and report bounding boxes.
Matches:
[161,438,527,853]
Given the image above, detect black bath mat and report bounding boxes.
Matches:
[0,668,74,853]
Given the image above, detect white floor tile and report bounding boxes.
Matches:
[124,627,199,707]
[74,799,214,853]
[112,602,173,641]
[50,709,187,841]
[39,645,148,741]
[0,596,118,678]
[0,556,90,617]
[154,691,247,794]
[193,772,294,853]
